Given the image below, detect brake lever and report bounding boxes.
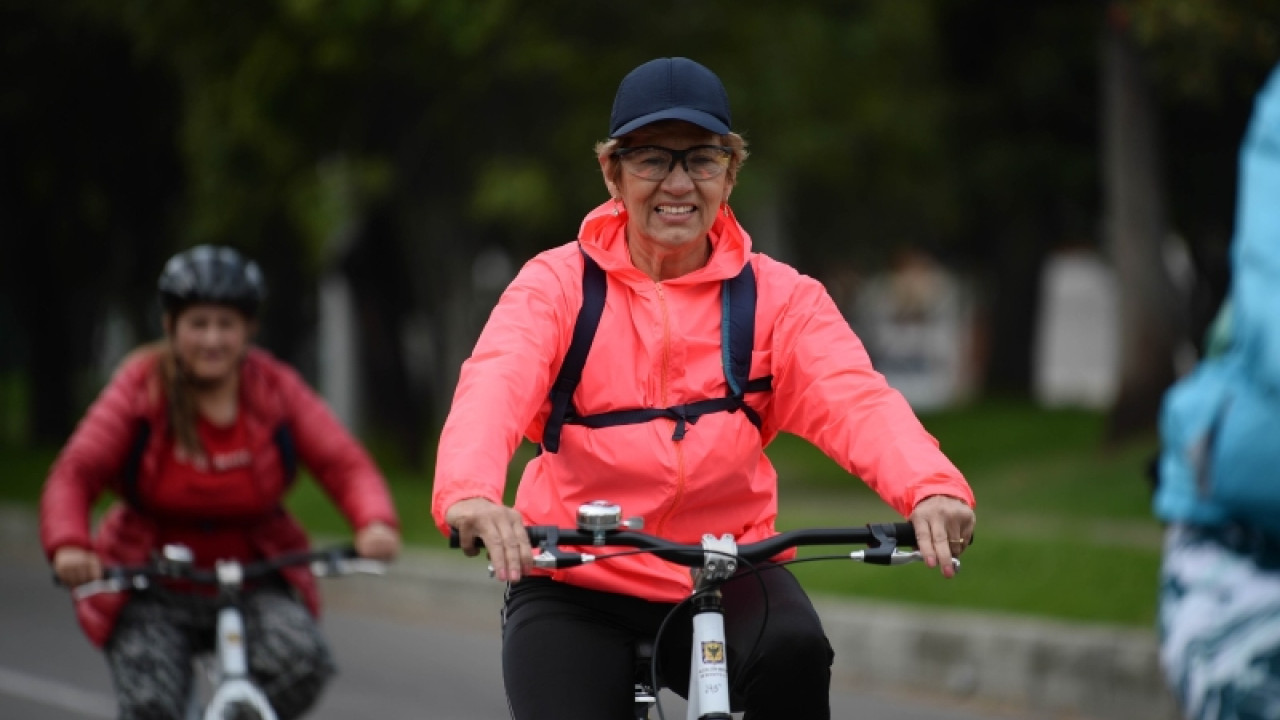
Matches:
[850,549,961,571]
[71,574,149,601]
[310,557,388,577]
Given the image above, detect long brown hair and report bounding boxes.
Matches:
[143,338,204,459]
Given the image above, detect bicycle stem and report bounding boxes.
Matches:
[685,534,737,720]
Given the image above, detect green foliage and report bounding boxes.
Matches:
[0,444,57,505]
[8,0,1277,481]
[470,160,559,232]
[286,155,394,260]
[1122,0,1280,103]
[0,373,30,445]
[65,0,1081,280]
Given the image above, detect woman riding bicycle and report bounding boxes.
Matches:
[41,245,402,720]
[433,57,977,719]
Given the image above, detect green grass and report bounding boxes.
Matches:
[767,399,1163,627]
[2,445,58,504]
[3,398,1163,628]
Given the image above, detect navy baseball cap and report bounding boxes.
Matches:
[609,57,732,138]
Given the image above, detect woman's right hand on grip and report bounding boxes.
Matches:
[53,546,102,587]
[445,498,533,582]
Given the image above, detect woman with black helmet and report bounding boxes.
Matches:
[40,245,401,720]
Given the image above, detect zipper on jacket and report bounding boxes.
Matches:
[652,282,686,535]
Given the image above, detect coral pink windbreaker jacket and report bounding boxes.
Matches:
[432,201,973,603]
[41,347,399,647]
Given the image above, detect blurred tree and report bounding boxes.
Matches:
[1122,0,1279,336]
[0,0,180,443]
[1105,0,1279,441]
[933,0,1102,397]
[67,0,971,465]
[8,0,1272,464]
[1100,4,1182,444]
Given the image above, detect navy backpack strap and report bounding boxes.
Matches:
[543,249,607,453]
[548,255,773,448]
[582,261,773,439]
[722,262,757,396]
[574,396,744,441]
[723,261,772,428]
[274,423,298,486]
[121,418,152,511]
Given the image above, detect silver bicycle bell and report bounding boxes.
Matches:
[576,500,643,544]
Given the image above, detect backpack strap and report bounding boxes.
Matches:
[722,262,772,427]
[542,254,773,453]
[722,262,756,397]
[120,418,152,511]
[570,395,756,442]
[274,422,298,486]
[542,248,606,453]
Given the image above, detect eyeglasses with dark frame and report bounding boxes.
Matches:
[612,145,733,181]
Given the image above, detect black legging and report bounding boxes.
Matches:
[502,564,834,719]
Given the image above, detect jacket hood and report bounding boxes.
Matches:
[576,199,753,283]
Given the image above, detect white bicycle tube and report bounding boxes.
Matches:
[216,607,249,678]
[198,606,277,720]
[687,610,731,720]
[203,678,275,720]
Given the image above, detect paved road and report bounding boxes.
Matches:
[0,540,1046,720]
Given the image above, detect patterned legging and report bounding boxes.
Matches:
[105,584,335,720]
[1159,523,1280,720]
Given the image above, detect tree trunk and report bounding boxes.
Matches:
[342,213,428,469]
[1101,8,1186,443]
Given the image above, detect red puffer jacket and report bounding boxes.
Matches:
[40,346,398,647]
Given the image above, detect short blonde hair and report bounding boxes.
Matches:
[595,121,749,187]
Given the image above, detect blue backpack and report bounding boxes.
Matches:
[540,249,773,454]
[1154,63,1280,537]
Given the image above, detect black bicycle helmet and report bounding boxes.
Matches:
[157,245,266,317]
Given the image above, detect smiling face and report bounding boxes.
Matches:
[604,121,735,261]
[165,303,253,385]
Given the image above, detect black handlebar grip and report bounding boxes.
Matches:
[884,523,975,549]
[448,527,486,549]
[891,522,917,547]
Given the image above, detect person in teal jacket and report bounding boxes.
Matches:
[1154,62,1280,720]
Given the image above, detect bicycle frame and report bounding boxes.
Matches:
[192,559,278,720]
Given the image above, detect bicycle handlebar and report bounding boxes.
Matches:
[61,545,387,600]
[449,522,923,568]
